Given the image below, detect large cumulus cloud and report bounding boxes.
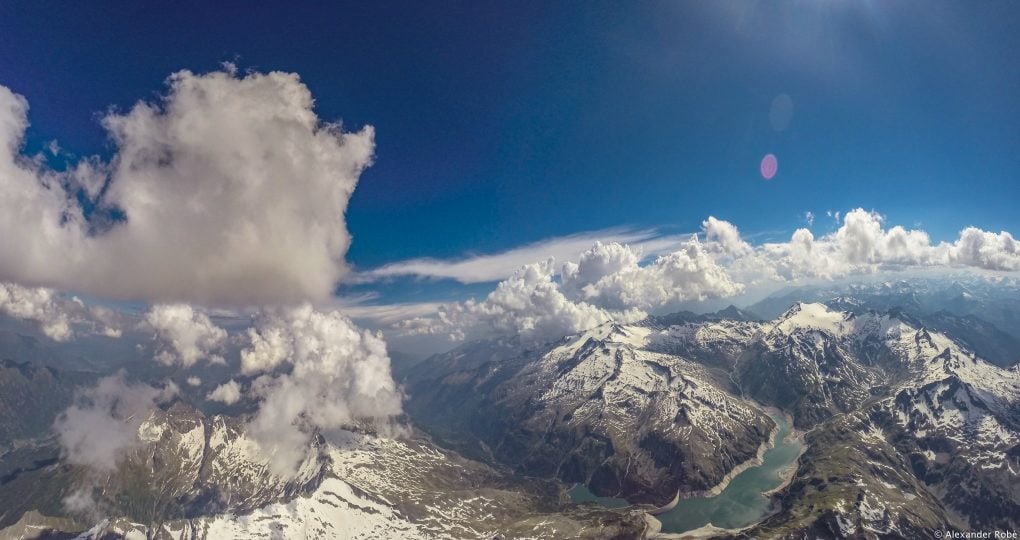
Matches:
[562,239,743,311]
[951,227,1020,271]
[402,237,741,342]
[744,209,1019,281]
[0,67,373,306]
[1,68,407,480]
[423,259,620,342]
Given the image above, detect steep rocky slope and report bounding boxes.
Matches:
[5,298,1020,538]
[0,359,93,447]
[405,322,775,505]
[737,303,1020,536]
[408,301,1020,536]
[1,403,650,539]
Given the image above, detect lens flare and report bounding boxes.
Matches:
[770,94,793,132]
[760,154,778,180]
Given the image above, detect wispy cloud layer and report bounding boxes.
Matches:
[336,298,448,327]
[356,228,693,284]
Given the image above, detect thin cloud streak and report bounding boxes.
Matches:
[355,228,694,284]
[337,299,447,327]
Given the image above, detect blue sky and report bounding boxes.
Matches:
[2,1,1018,309]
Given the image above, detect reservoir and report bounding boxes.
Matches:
[566,484,629,508]
[569,410,802,534]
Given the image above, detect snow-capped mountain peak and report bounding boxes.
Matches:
[771,301,850,335]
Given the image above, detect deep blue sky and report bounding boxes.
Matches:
[2,1,1018,276]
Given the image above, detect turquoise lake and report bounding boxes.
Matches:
[569,410,802,534]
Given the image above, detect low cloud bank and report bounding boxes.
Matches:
[0,282,122,340]
[395,209,1019,342]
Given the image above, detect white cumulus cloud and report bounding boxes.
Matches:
[401,237,740,343]
[424,259,620,342]
[145,303,227,367]
[562,239,743,311]
[207,379,242,405]
[241,305,403,476]
[702,216,753,256]
[0,67,374,306]
[0,282,75,341]
[0,282,122,340]
[950,227,1020,271]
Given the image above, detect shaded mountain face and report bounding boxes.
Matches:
[734,303,947,428]
[0,359,93,446]
[915,311,1020,367]
[744,410,955,539]
[0,353,650,539]
[745,318,1020,536]
[403,322,774,506]
[710,304,761,322]
[405,300,1020,534]
[879,364,1020,531]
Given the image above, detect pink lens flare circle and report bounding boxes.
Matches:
[760,153,778,180]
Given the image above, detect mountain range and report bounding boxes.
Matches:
[1,279,1019,538]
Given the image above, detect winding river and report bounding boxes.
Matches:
[568,410,802,534]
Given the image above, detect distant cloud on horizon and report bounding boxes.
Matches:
[364,209,1020,345]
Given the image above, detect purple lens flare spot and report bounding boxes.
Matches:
[760,154,778,180]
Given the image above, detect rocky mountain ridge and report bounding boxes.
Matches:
[3,297,1019,538]
[403,301,1020,535]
